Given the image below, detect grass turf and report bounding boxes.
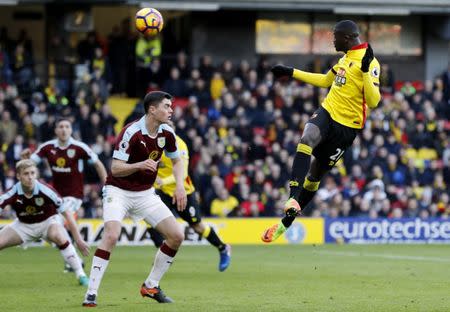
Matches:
[0,244,449,312]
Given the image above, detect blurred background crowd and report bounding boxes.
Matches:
[0,26,449,220]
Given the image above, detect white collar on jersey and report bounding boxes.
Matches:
[138,116,150,136]
[53,137,74,148]
[138,116,162,138]
[138,116,173,138]
[17,181,40,196]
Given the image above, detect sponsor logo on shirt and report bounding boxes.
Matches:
[334,68,346,86]
[56,157,66,167]
[149,151,160,160]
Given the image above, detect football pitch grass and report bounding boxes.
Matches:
[1,244,449,312]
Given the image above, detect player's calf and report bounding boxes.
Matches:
[99,221,121,251]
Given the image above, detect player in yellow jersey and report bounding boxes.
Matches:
[262,20,381,242]
[149,132,231,271]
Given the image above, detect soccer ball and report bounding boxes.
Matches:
[135,8,164,37]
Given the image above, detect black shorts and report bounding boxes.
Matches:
[156,190,202,225]
[309,107,360,170]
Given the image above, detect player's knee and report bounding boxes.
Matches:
[104,231,119,247]
[102,228,120,247]
[167,229,184,247]
[300,133,320,148]
[102,222,121,247]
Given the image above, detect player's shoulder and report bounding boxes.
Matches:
[37,180,59,196]
[120,119,142,142]
[69,138,92,152]
[158,123,176,137]
[371,57,381,67]
[176,136,188,151]
[37,139,57,152]
[370,58,381,78]
[0,183,19,203]
[36,181,62,203]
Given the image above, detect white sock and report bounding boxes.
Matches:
[59,243,85,278]
[145,243,176,288]
[87,255,110,295]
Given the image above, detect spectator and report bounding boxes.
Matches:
[210,189,239,217]
[0,110,18,145]
[163,67,188,97]
[240,192,264,217]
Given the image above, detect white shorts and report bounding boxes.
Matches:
[62,196,83,212]
[102,185,173,227]
[8,215,60,243]
[55,196,83,226]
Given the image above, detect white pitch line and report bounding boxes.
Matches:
[315,250,450,263]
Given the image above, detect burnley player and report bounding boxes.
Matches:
[23,117,107,215]
[22,118,107,270]
[262,20,381,242]
[83,91,187,307]
[0,160,90,286]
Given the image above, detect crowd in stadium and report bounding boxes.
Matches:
[0,28,449,220]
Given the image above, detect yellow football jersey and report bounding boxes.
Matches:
[156,136,195,196]
[322,43,380,129]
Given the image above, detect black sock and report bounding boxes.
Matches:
[281,215,295,228]
[205,228,226,251]
[283,176,320,229]
[298,188,317,208]
[289,143,312,200]
[148,227,164,248]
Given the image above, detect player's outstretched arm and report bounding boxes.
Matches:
[62,210,90,256]
[361,44,381,108]
[94,160,108,184]
[271,64,335,88]
[171,157,187,211]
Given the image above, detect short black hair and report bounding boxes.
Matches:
[143,91,172,113]
[334,20,360,37]
[55,117,72,126]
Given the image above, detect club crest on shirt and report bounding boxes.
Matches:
[67,149,76,158]
[35,197,44,206]
[157,137,166,148]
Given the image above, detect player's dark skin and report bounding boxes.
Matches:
[298,21,362,183]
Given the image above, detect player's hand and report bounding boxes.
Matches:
[173,185,187,212]
[20,148,32,159]
[75,239,90,257]
[361,44,374,73]
[271,64,294,78]
[139,159,159,172]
